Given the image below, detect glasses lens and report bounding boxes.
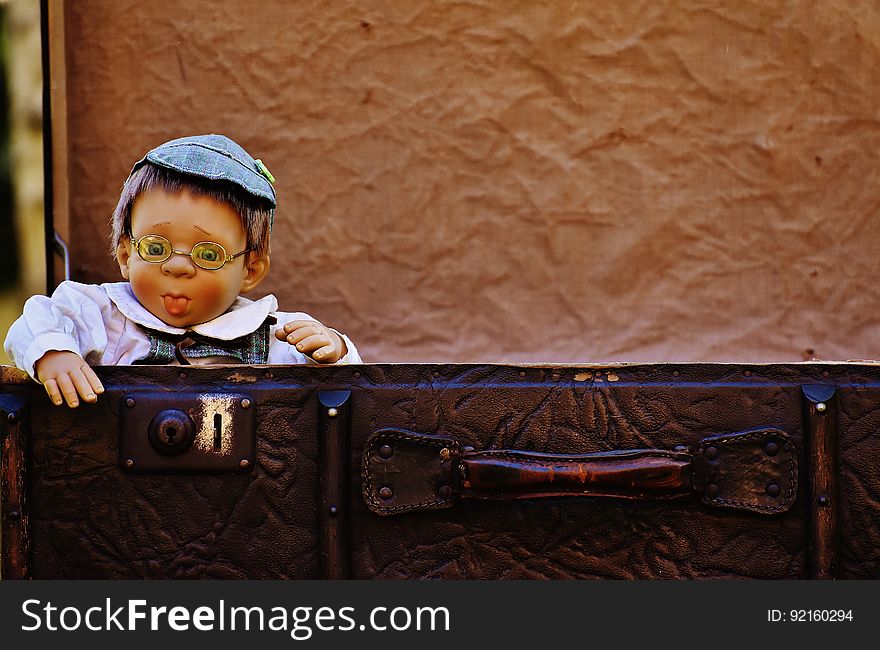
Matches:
[137,235,172,263]
[191,242,227,269]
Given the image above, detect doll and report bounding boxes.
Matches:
[4,134,361,408]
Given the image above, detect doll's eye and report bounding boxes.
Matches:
[192,242,227,269]
[196,247,219,262]
[137,235,172,262]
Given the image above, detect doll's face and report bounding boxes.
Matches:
[116,188,270,328]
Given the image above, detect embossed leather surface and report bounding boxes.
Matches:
[10,363,880,579]
[348,364,809,578]
[27,367,323,579]
[835,387,880,579]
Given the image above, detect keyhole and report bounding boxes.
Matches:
[214,414,222,450]
[147,409,195,456]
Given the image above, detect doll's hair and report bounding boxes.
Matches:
[109,162,273,258]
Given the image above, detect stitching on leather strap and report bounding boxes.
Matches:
[362,430,453,513]
[705,430,797,513]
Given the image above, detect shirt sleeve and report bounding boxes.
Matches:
[267,311,363,365]
[3,281,112,380]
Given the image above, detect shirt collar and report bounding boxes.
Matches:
[104,282,278,340]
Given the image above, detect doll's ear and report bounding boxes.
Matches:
[240,252,270,293]
[116,236,132,280]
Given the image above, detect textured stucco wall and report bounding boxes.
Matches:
[58,0,880,363]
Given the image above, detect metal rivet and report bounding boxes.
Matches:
[7,411,18,423]
[240,398,251,409]
[765,441,779,457]
[327,407,338,418]
[673,371,680,377]
[706,484,720,498]
[9,507,21,520]
[178,371,187,380]
[519,371,526,377]
[125,397,136,409]
[822,371,830,378]
[439,447,451,461]
[378,444,393,459]
[743,370,751,376]
[378,486,393,500]
[433,371,439,378]
[705,446,719,460]
[354,372,361,379]
[329,505,338,517]
[818,495,830,507]
[239,459,250,470]
[816,402,827,413]
[438,485,453,499]
[125,459,135,469]
[766,483,781,498]
[264,371,273,379]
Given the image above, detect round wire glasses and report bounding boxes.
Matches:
[130,234,250,270]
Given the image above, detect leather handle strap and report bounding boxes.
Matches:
[362,427,798,516]
[460,448,691,500]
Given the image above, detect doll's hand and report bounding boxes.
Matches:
[275,320,348,364]
[34,350,105,408]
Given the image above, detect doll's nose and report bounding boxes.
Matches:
[161,252,197,277]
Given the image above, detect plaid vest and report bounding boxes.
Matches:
[134,317,276,365]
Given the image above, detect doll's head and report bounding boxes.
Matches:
[110,135,277,328]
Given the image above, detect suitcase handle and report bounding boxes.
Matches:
[459,448,691,500]
[362,427,798,516]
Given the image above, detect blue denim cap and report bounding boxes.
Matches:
[130,134,277,208]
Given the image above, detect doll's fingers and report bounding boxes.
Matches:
[292,333,329,354]
[311,343,338,363]
[277,322,318,342]
[55,373,80,408]
[43,379,64,406]
[81,364,105,395]
[286,326,324,346]
[71,367,99,403]
[282,320,321,334]
[275,323,313,341]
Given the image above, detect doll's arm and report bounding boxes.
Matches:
[34,350,104,407]
[4,282,110,403]
[274,319,348,363]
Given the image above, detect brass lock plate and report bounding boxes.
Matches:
[119,392,256,473]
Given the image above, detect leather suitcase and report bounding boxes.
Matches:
[2,361,877,579]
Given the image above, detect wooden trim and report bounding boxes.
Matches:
[46,0,70,290]
[0,366,30,385]
[802,384,837,579]
[1,394,30,579]
[318,390,352,579]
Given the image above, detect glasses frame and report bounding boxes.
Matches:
[129,233,251,270]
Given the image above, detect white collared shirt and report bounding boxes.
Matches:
[4,281,361,380]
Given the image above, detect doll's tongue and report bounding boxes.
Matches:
[163,295,189,316]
